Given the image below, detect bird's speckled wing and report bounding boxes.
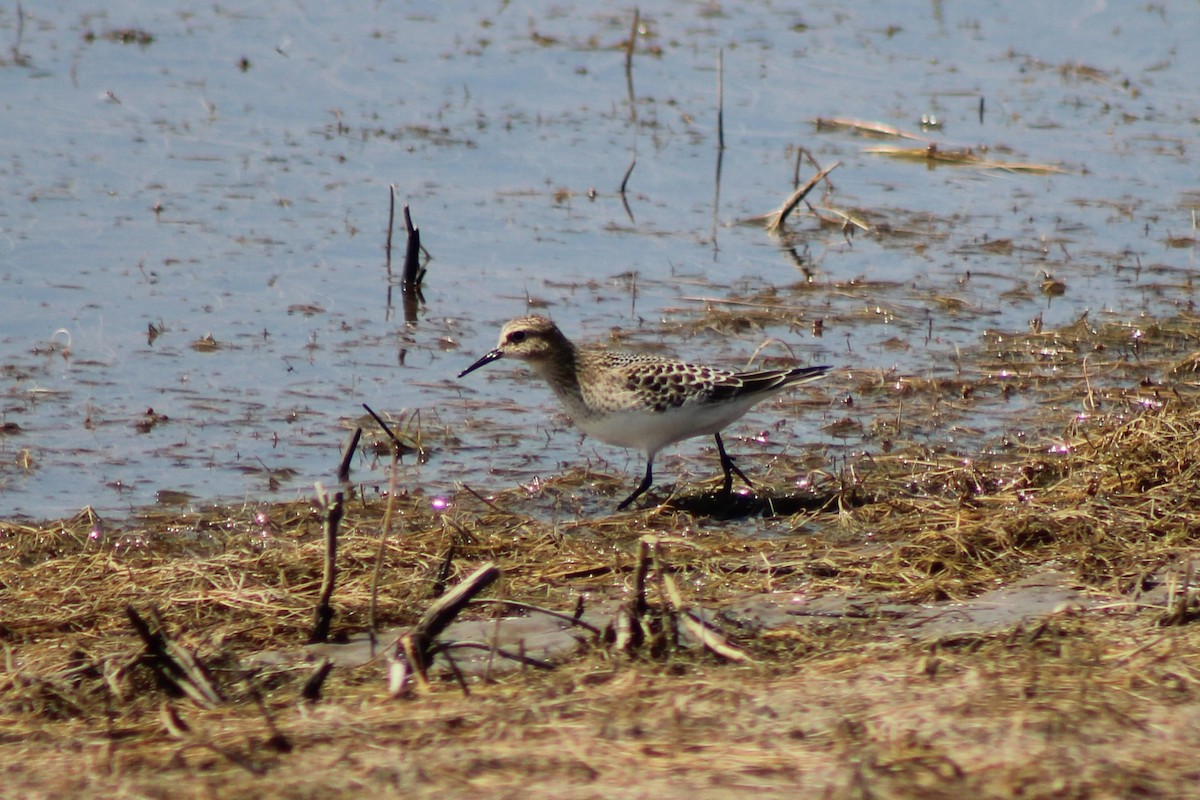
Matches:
[623,361,731,412]
[577,352,830,414]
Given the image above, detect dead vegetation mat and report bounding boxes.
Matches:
[6,401,1200,798]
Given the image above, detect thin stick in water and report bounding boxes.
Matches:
[619,158,636,223]
[716,48,725,151]
[337,427,362,485]
[385,184,396,273]
[619,158,636,196]
[624,8,639,119]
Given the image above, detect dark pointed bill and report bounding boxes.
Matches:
[458,349,504,378]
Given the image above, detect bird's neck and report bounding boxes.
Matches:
[528,344,584,407]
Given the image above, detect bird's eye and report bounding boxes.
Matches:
[508,330,527,344]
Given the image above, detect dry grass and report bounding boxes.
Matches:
[7,314,1200,798]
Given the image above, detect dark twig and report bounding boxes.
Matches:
[362,403,398,445]
[619,158,636,223]
[431,544,457,598]
[168,742,267,777]
[793,147,812,189]
[437,645,473,696]
[246,681,292,752]
[301,658,333,703]
[633,537,651,618]
[619,158,636,197]
[127,606,222,708]
[385,184,397,273]
[460,482,520,518]
[434,641,556,671]
[616,536,653,651]
[402,285,420,325]
[469,597,603,636]
[308,482,344,644]
[337,427,361,485]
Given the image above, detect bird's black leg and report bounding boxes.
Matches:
[617,458,655,510]
[714,433,753,495]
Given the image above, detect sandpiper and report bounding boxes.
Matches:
[458,315,830,510]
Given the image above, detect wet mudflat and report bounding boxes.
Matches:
[4,1,1200,797]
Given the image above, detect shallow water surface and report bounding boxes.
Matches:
[1,1,1197,521]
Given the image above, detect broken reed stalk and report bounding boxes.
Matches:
[413,563,501,645]
[614,536,654,651]
[390,562,501,696]
[653,544,748,662]
[622,537,748,661]
[308,486,343,644]
[767,160,842,233]
[679,610,749,662]
[401,204,425,289]
[309,425,361,645]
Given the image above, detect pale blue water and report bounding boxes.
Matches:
[1,1,1197,520]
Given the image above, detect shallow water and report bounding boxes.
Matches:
[1,1,1197,521]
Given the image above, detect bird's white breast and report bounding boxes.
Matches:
[574,395,766,456]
